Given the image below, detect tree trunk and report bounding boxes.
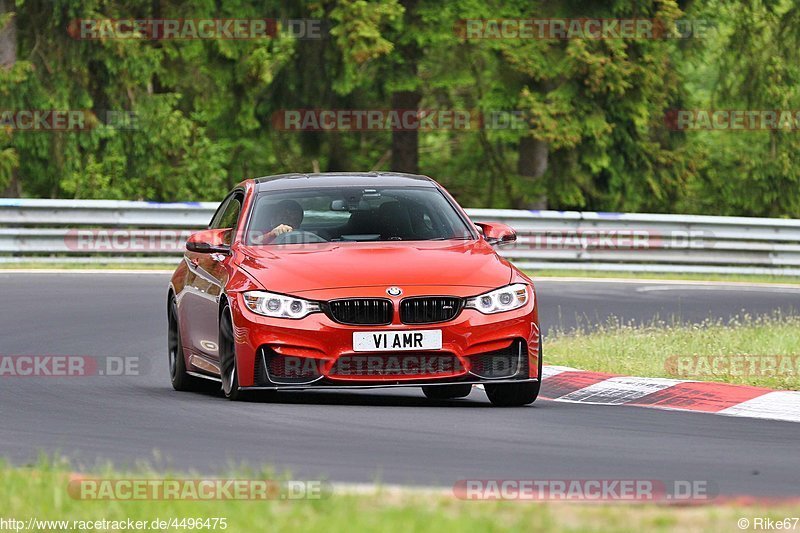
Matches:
[327,131,349,172]
[390,90,421,173]
[0,0,15,68]
[390,0,420,174]
[0,0,20,197]
[516,135,548,209]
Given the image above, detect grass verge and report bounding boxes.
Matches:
[1,461,798,533]
[546,314,800,390]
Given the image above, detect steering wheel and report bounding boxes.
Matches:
[271,230,327,245]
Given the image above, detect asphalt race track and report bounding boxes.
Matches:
[1,272,799,496]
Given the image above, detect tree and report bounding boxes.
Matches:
[389,0,421,173]
[680,0,800,217]
[1,0,798,219]
[0,0,22,196]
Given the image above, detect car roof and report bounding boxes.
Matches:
[251,172,438,192]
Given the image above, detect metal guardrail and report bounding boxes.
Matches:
[1,198,800,275]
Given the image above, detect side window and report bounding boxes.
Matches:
[211,193,243,231]
[209,196,230,229]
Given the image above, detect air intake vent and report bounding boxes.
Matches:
[400,297,462,324]
[259,348,322,385]
[469,341,527,379]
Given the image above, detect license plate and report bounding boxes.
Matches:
[353,330,442,352]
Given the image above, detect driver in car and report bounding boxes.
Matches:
[252,199,304,244]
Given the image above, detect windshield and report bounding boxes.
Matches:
[245,186,475,245]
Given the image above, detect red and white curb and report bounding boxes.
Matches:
[540,366,800,423]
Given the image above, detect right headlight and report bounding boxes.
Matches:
[465,283,531,314]
[242,290,320,319]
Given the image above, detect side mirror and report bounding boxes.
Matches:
[186,228,232,254]
[475,222,516,246]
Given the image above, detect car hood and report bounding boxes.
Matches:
[236,240,513,294]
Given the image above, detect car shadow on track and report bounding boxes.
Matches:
[245,390,496,408]
[154,382,505,408]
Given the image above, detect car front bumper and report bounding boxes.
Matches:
[229,290,540,389]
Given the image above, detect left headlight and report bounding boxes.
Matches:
[465,283,531,314]
[243,290,320,319]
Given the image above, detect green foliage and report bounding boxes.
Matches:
[677,0,800,217]
[1,0,798,217]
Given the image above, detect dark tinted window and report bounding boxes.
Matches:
[246,187,473,245]
[211,194,243,231]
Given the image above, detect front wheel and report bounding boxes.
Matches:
[485,381,540,407]
[168,296,205,392]
[219,303,247,401]
[485,341,542,407]
[422,384,473,400]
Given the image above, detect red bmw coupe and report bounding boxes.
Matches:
[168,172,541,406]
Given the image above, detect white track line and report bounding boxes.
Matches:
[635,285,800,293]
[540,365,581,379]
[718,391,800,423]
[332,482,449,496]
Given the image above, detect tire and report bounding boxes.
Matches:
[485,381,540,407]
[485,341,543,407]
[168,296,205,392]
[422,384,473,400]
[219,302,247,401]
